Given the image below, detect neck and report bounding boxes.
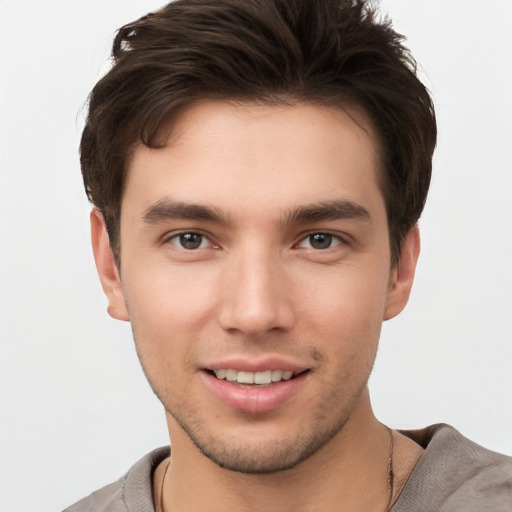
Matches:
[160,392,394,512]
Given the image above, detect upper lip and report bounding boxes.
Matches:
[203,357,310,373]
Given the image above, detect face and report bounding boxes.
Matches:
[93,100,418,474]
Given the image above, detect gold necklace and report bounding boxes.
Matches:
[158,428,395,512]
[158,459,171,512]
[384,426,395,511]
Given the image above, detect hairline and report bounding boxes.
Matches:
[109,96,396,268]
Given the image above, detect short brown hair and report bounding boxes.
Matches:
[80,0,436,265]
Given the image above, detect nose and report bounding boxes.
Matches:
[217,248,295,337]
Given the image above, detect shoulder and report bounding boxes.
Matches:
[392,424,512,511]
[62,447,170,512]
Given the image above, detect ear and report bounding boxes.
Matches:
[384,226,421,321]
[90,209,129,321]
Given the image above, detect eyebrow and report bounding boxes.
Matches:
[282,199,371,226]
[143,199,232,226]
[142,198,371,227]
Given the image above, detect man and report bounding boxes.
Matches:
[66,0,512,510]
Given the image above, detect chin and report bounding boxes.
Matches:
[171,404,353,475]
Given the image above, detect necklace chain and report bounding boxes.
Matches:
[159,459,171,512]
[158,427,395,512]
[385,426,395,511]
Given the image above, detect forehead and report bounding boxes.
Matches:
[123,100,385,224]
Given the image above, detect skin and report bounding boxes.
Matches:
[92,100,422,511]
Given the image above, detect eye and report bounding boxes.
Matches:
[168,232,211,250]
[297,233,343,250]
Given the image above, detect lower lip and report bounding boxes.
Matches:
[202,371,308,414]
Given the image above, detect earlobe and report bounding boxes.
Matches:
[384,226,421,321]
[90,209,129,321]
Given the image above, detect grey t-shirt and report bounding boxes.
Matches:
[63,424,512,511]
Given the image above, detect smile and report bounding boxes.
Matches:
[212,369,295,385]
[204,368,309,413]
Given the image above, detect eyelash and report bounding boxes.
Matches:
[165,231,345,251]
[166,232,216,250]
[296,232,344,250]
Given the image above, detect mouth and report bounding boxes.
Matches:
[208,368,304,387]
[202,362,310,413]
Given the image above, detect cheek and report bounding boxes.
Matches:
[124,263,221,330]
[295,266,389,373]
[298,265,390,330]
[122,263,233,389]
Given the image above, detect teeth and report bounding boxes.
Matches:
[254,370,272,384]
[226,369,237,382]
[215,369,227,379]
[237,371,254,384]
[213,369,295,384]
[271,370,283,382]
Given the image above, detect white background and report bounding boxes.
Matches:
[1,1,511,510]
